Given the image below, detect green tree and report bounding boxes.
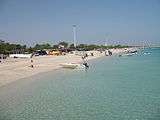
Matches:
[77,44,87,48]
[34,44,41,50]
[53,45,58,49]
[16,44,22,50]
[70,44,75,49]
[0,40,6,54]
[34,43,52,50]
[27,47,34,53]
[58,42,68,47]
[0,40,5,44]
[45,43,51,49]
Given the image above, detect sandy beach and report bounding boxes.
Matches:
[0,49,125,87]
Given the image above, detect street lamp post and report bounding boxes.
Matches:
[72,25,76,48]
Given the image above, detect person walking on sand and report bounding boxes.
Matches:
[29,59,34,68]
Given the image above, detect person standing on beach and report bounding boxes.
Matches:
[29,59,34,68]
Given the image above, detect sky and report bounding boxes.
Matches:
[0,0,160,46]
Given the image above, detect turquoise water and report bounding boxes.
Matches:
[0,48,160,120]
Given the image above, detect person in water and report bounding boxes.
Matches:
[83,62,89,68]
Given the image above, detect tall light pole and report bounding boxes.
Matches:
[72,25,76,48]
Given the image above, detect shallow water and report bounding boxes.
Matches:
[0,48,160,120]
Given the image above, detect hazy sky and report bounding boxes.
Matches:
[0,0,160,46]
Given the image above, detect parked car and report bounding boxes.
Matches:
[34,50,47,56]
[47,49,62,55]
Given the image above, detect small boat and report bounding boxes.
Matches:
[127,50,138,54]
[144,52,150,54]
[119,53,133,57]
[60,63,89,69]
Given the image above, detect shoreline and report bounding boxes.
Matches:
[0,49,126,87]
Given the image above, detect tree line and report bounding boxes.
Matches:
[0,40,131,54]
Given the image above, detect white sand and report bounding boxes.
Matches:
[0,49,125,87]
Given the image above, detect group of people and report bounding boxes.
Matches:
[82,53,88,60]
[0,54,7,63]
[81,52,94,60]
[105,50,112,56]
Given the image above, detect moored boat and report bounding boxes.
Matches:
[127,50,138,54]
[119,53,133,57]
[144,52,150,54]
[60,63,89,69]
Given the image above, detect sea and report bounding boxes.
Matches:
[0,48,160,120]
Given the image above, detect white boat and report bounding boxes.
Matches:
[60,63,89,69]
[119,53,133,57]
[144,52,150,54]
